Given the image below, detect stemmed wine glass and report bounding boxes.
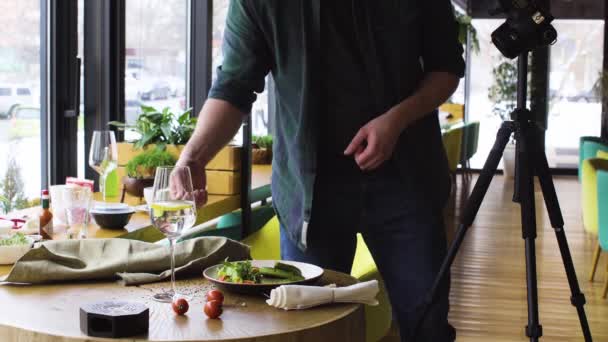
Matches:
[149,166,197,302]
[88,131,118,203]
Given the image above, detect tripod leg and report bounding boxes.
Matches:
[535,144,593,341]
[590,242,601,282]
[410,122,514,340]
[515,130,543,342]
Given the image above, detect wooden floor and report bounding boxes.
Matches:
[381,175,608,341]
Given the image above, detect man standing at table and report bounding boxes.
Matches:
[175,1,464,341]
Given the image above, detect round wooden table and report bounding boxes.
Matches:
[0,270,365,342]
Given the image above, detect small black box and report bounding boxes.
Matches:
[80,301,149,338]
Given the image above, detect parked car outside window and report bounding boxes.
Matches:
[0,85,36,120]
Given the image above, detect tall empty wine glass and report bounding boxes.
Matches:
[149,166,196,302]
[88,131,118,203]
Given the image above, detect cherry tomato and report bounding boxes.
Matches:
[172,298,189,315]
[204,300,223,319]
[205,289,224,304]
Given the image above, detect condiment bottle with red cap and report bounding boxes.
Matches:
[39,190,53,240]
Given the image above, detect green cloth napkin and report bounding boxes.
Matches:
[1,237,250,285]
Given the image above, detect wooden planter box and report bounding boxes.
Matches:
[116,142,242,195]
[252,148,272,165]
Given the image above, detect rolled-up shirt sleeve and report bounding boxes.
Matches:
[208,0,272,114]
[420,1,465,78]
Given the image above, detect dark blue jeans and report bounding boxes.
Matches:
[280,171,455,342]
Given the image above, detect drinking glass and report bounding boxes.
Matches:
[88,131,118,203]
[149,166,197,302]
[63,186,93,240]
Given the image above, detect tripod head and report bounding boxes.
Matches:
[490,0,558,59]
[490,1,558,121]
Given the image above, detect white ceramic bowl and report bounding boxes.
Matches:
[0,236,34,265]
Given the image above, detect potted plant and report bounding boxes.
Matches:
[109,105,196,163]
[121,148,176,202]
[252,135,273,164]
[488,59,519,178]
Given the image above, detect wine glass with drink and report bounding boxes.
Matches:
[149,166,197,302]
[88,131,118,203]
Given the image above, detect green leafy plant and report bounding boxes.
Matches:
[109,105,196,149]
[0,158,29,214]
[125,148,177,179]
[455,12,479,54]
[0,195,8,213]
[252,135,273,149]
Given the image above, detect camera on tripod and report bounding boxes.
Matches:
[491,0,558,58]
[414,2,594,341]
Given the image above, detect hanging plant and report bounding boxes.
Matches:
[455,12,479,54]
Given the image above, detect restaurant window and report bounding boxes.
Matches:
[213,0,270,140]
[467,19,605,171]
[467,19,508,169]
[0,0,42,213]
[545,20,604,169]
[124,0,188,141]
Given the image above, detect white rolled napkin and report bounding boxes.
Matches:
[266,279,379,310]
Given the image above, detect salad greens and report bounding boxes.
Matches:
[216,260,304,284]
[217,260,261,284]
[0,233,29,246]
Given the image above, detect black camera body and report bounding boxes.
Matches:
[491,0,558,59]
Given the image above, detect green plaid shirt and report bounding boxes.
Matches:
[208,0,464,250]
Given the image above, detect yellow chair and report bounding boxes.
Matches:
[581,151,608,236]
[587,150,608,288]
[243,217,393,342]
[442,126,464,174]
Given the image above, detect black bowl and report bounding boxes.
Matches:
[90,208,135,230]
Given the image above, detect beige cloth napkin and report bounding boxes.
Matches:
[1,237,250,285]
[266,280,379,310]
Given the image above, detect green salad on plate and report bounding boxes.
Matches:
[216,260,305,284]
[0,233,29,246]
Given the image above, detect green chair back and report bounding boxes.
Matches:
[460,121,480,163]
[579,137,608,180]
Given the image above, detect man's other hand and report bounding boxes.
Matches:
[172,161,208,207]
[344,111,402,171]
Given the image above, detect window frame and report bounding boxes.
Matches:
[41,0,80,188]
[188,0,212,116]
[82,0,125,185]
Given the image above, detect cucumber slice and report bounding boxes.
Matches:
[259,267,305,281]
[274,262,303,277]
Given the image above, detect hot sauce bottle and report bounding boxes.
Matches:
[39,190,53,240]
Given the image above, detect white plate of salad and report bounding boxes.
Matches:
[203,260,324,296]
[0,233,35,265]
